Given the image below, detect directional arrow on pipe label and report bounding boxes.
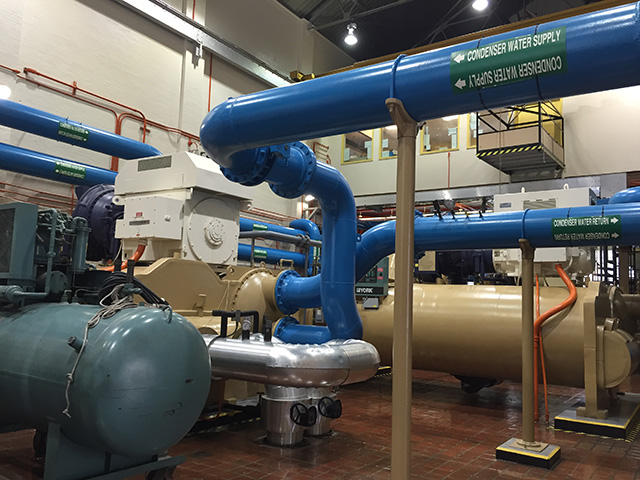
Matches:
[450,26,567,94]
[551,215,622,242]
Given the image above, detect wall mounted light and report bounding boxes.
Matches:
[0,85,11,100]
[344,23,358,46]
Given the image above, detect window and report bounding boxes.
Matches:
[420,117,459,154]
[379,126,398,159]
[342,130,374,164]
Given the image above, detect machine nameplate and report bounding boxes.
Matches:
[54,160,86,180]
[57,122,89,142]
[450,27,566,94]
[138,156,172,172]
[551,215,621,241]
[129,219,150,226]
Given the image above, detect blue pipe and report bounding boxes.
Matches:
[289,218,321,276]
[356,203,640,279]
[0,142,117,187]
[239,217,305,236]
[609,187,640,204]
[237,243,306,267]
[0,99,161,159]
[200,2,640,343]
[200,3,640,167]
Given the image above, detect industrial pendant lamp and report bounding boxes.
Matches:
[344,23,358,46]
[472,0,489,11]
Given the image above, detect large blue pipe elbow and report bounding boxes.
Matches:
[0,99,161,159]
[609,187,640,204]
[0,142,117,186]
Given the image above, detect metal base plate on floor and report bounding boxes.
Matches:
[496,438,561,469]
[554,393,640,439]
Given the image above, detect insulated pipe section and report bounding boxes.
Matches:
[0,143,117,187]
[203,334,380,388]
[200,3,640,165]
[0,99,161,159]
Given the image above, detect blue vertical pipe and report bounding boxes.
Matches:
[0,99,161,159]
[0,142,117,186]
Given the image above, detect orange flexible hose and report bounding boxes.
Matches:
[533,264,577,422]
[101,244,146,272]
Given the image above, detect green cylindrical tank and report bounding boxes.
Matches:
[0,302,211,457]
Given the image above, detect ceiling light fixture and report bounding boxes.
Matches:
[344,23,358,46]
[472,0,489,11]
[0,85,11,100]
[304,194,315,202]
[442,115,459,122]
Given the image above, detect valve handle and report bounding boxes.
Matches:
[318,397,342,419]
[289,403,317,427]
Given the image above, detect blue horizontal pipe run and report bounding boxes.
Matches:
[200,2,640,169]
[239,217,305,236]
[0,99,161,159]
[0,142,117,187]
[237,243,306,267]
[356,203,640,279]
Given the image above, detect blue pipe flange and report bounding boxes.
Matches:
[269,142,317,199]
[220,147,275,186]
[274,269,301,315]
[273,316,300,339]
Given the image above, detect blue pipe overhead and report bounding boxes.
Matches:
[0,142,117,187]
[237,243,306,268]
[200,2,640,168]
[200,2,640,343]
[0,99,161,159]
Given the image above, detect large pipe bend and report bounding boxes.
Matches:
[203,334,380,388]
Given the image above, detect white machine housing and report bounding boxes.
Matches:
[114,152,253,265]
[492,187,596,278]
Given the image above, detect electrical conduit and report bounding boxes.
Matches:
[534,264,577,422]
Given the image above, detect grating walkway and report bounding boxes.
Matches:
[1,371,639,479]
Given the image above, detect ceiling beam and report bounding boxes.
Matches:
[309,0,417,31]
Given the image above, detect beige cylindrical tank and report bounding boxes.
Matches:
[361,283,639,388]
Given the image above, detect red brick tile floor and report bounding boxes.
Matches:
[1,370,640,479]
